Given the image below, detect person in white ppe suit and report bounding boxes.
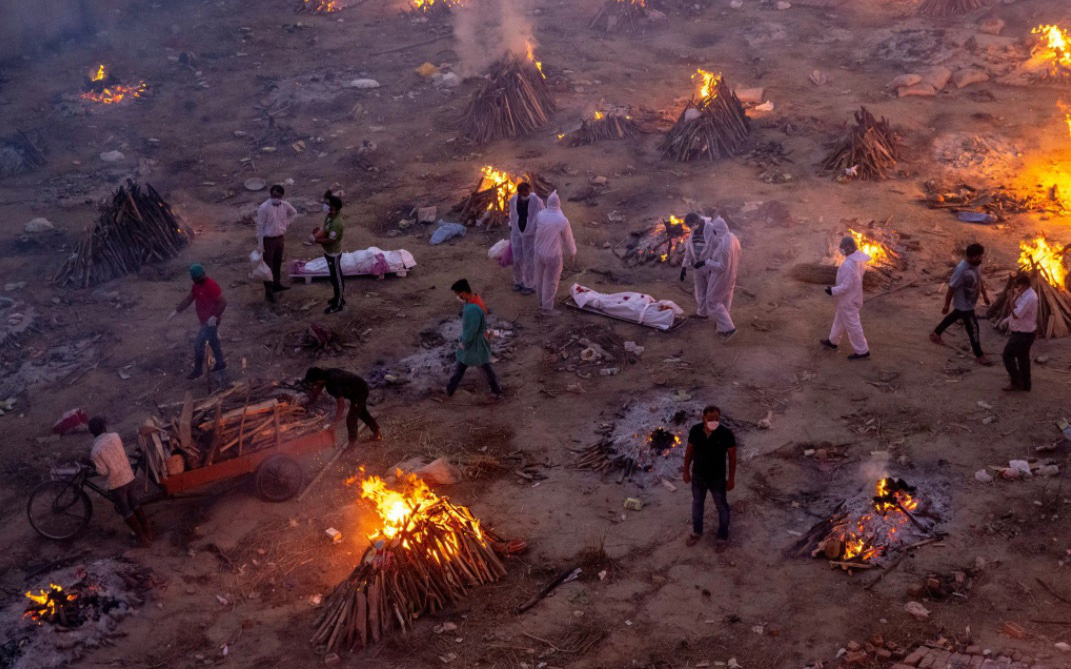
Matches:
[706,217,740,340]
[821,236,871,360]
[680,213,717,316]
[507,183,545,295]
[532,191,577,315]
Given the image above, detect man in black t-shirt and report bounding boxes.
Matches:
[682,405,737,546]
[304,367,383,448]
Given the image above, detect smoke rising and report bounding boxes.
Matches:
[452,0,535,76]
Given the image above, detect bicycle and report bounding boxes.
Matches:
[27,455,158,541]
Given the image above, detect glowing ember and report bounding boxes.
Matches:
[693,69,721,102]
[525,41,545,78]
[594,111,606,120]
[1019,236,1068,289]
[410,0,462,11]
[818,477,929,564]
[873,477,918,514]
[1032,24,1071,76]
[81,64,147,105]
[23,584,73,623]
[849,229,889,266]
[304,0,343,12]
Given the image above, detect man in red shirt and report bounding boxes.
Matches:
[169,264,228,380]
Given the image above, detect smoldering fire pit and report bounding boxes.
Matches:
[2,558,154,669]
[787,475,947,572]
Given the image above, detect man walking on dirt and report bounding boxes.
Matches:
[169,264,227,380]
[445,279,503,399]
[304,367,382,448]
[683,405,737,548]
[87,416,153,546]
[929,243,992,366]
[256,184,299,303]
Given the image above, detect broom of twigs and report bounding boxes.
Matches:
[455,171,555,228]
[460,51,556,144]
[312,499,507,653]
[821,107,899,181]
[589,0,652,31]
[564,112,640,146]
[659,76,751,161]
[917,0,982,17]
[988,262,1071,339]
[52,180,189,288]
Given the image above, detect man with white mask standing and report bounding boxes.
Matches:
[507,182,545,295]
[821,235,871,360]
[532,191,576,315]
[255,185,299,303]
[683,405,737,548]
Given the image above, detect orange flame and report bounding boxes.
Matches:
[873,477,918,513]
[1032,24,1071,75]
[478,165,522,214]
[90,64,105,82]
[593,111,606,120]
[411,0,462,10]
[693,69,721,101]
[23,584,69,622]
[849,229,888,266]
[81,64,146,105]
[525,41,545,78]
[1019,237,1068,289]
[304,0,343,12]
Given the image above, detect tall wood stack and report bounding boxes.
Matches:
[660,75,751,161]
[565,112,640,146]
[988,264,1071,339]
[455,171,554,228]
[52,180,189,288]
[917,0,982,16]
[138,382,324,482]
[312,497,507,653]
[589,0,653,32]
[460,51,556,144]
[822,107,899,180]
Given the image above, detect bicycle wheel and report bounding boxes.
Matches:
[254,455,304,502]
[27,481,93,540]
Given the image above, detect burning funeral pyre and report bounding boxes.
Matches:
[821,107,899,181]
[789,477,941,569]
[589,0,657,32]
[789,223,905,289]
[3,559,153,669]
[137,381,326,489]
[562,110,641,146]
[660,70,751,162]
[459,45,556,144]
[407,0,463,16]
[455,165,554,228]
[297,0,344,13]
[1030,24,1071,79]
[52,180,189,288]
[312,473,508,653]
[80,65,147,106]
[917,0,981,17]
[620,216,692,266]
[989,237,1071,339]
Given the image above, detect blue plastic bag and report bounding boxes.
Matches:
[430,221,467,245]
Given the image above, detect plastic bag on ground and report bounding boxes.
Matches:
[430,222,467,245]
[488,239,509,260]
[498,242,513,268]
[249,249,273,281]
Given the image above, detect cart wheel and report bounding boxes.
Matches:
[27,480,93,540]
[254,455,304,502]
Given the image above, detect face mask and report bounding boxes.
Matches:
[706,421,719,431]
[520,194,529,201]
[322,204,330,213]
[271,198,281,205]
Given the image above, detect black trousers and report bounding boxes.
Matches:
[345,397,380,444]
[325,253,344,304]
[1002,331,1036,390]
[263,235,285,286]
[934,308,983,357]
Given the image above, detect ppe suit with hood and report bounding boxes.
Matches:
[532,192,577,311]
[704,218,741,332]
[681,217,718,318]
[508,192,545,290]
[829,249,871,354]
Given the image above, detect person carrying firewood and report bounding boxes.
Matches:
[303,367,383,448]
[255,184,299,303]
[169,264,227,380]
[929,243,992,366]
[683,405,737,548]
[86,416,153,547]
[507,182,545,295]
[998,272,1038,392]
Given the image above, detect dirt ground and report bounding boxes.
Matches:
[1,0,1070,667]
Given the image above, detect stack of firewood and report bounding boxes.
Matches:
[460,51,556,144]
[822,107,899,181]
[52,180,189,288]
[989,265,1071,339]
[917,0,981,17]
[589,0,655,31]
[137,382,324,482]
[620,217,692,266]
[565,112,640,146]
[455,172,555,228]
[312,498,507,652]
[660,76,751,161]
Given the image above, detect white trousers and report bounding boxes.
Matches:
[510,232,534,289]
[534,253,564,311]
[693,266,714,317]
[829,305,869,354]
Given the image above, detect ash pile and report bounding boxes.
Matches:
[2,558,154,669]
[574,393,746,485]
